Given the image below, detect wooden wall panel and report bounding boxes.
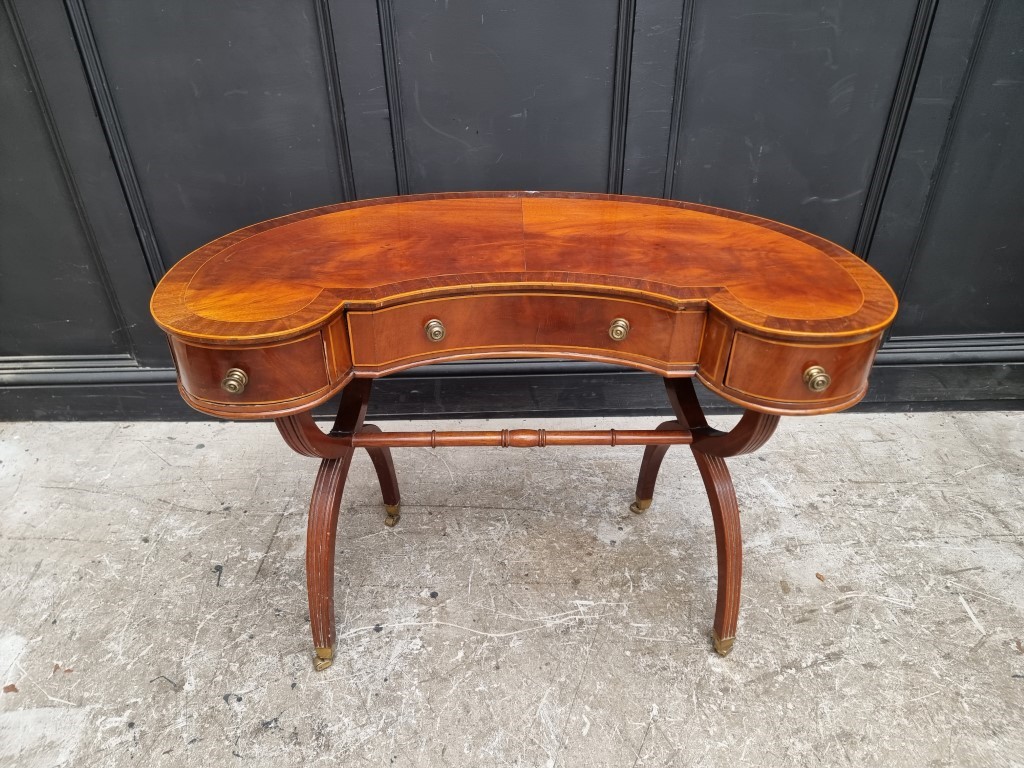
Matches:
[385,0,622,193]
[79,0,347,266]
[892,0,1023,337]
[621,0,688,198]
[0,4,123,357]
[669,0,920,248]
[862,0,986,292]
[329,0,397,200]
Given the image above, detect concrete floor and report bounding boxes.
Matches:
[0,411,1022,767]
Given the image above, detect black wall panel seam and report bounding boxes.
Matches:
[374,0,640,197]
[607,0,637,193]
[376,0,409,195]
[853,0,940,259]
[4,0,133,357]
[62,0,164,283]
[889,0,998,302]
[663,0,694,199]
[313,0,356,201]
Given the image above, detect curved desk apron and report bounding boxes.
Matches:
[151,192,898,670]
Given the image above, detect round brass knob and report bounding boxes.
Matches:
[608,318,630,342]
[803,365,832,393]
[424,318,446,342]
[221,368,249,395]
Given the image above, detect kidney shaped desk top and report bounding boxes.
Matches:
[152,191,897,419]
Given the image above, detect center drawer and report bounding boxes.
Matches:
[346,293,701,371]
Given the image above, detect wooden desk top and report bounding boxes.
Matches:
[152,192,895,342]
[150,192,897,418]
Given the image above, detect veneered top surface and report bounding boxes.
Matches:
[151,192,897,343]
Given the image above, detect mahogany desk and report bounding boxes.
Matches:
[150,192,897,670]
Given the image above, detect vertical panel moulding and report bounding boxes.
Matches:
[5,0,134,355]
[663,0,695,199]
[313,0,356,201]
[887,0,997,306]
[608,0,638,193]
[62,0,165,282]
[376,0,409,194]
[851,0,941,260]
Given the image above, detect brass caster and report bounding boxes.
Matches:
[313,647,334,671]
[712,631,735,657]
[630,498,652,515]
[384,503,401,527]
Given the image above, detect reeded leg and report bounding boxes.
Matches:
[277,380,382,670]
[360,424,402,526]
[635,377,780,656]
[631,420,683,513]
[691,449,742,655]
[307,450,356,670]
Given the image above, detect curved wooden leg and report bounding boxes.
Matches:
[307,450,356,671]
[278,379,380,670]
[691,449,742,656]
[631,420,684,513]
[359,424,401,526]
[656,377,780,656]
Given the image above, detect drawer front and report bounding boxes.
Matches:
[170,333,330,405]
[724,332,881,404]
[348,293,700,369]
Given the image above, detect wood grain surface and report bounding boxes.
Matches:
[150,192,898,417]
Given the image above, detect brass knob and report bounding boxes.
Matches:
[608,318,630,341]
[221,368,248,395]
[803,365,832,393]
[424,318,446,342]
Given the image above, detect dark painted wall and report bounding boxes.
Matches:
[890,0,1023,337]
[1,0,1021,417]
[0,9,125,357]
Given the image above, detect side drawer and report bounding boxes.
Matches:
[347,293,702,370]
[170,332,330,405]
[724,332,882,404]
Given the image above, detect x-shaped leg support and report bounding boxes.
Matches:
[276,376,778,669]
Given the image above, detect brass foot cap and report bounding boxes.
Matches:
[630,498,652,515]
[313,647,334,671]
[384,503,401,527]
[712,631,735,657]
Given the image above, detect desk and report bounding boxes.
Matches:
[151,192,897,670]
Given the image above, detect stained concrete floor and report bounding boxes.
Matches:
[0,411,1022,767]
